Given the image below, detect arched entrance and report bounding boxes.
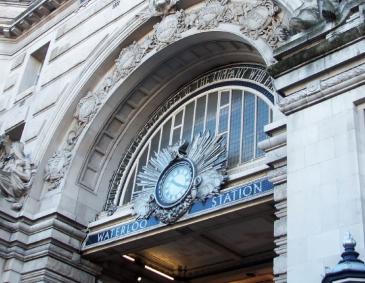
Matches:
[39,0,290,282]
[81,63,279,282]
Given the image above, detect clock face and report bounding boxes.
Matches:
[155,159,194,208]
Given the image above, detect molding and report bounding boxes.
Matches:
[44,0,286,194]
[0,0,70,38]
[0,211,86,240]
[279,62,365,114]
[0,211,101,279]
[258,132,287,151]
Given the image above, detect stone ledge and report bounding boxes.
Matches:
[279,61,365,114]
[0,0,70,38]
[0,211,85,241]
[269,0,365,78]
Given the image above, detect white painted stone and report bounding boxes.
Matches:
[22,115,46,142]
[3,103,28,131]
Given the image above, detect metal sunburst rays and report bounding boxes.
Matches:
[132,131,227,224]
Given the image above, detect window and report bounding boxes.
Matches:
[18,43,49,93]
[5,122,25,142]
[121,87,272,204]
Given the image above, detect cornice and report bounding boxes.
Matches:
[279,61,365,114]
[0,0,69,38]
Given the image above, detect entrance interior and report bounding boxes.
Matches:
[85,198,274,283]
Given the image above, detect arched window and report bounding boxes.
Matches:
[120,85,273,204]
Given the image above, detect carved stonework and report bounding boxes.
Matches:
[153,11,186,49]
[44,149,72,190]
[0,135,36,210]
[289,0,339,33]
[279,63,365,114]
[95,76,114,102]
[195,0,229,30]
[114,42,146,80]
[132,132,227,224]
[149,0,180,15]
[45,0,288,192]
[74,91,101,124]
[44,90,106,190]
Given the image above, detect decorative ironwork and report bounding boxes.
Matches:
[104,64,273,212]
[132,131,227,224]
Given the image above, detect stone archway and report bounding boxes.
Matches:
[42,0,291,202]
[27,1,294,282]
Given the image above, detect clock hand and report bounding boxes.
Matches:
[169,179,188,189]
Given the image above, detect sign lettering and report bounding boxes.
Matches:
[84,178,273,249]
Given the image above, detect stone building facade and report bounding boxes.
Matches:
[0,0,365,282]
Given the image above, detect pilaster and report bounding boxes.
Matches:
[259,119,287,283]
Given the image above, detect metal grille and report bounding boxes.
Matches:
[120,86,272,205]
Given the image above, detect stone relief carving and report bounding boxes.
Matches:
[195,0,229,29]
[149,0,180,15]
[236,0,288,46]
[44,0,288,191]
[74,91,102,124]
[152,10,186,49]
[0,135,36,210]
[289,0,340,33]
[44,84,109,190]
[44,149,72,190]
[238,0,278,39]
[114,42,147,80]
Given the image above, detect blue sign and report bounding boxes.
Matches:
[83,178,273,248]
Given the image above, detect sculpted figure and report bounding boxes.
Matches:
[149,0,179,15]
[290,0,339,33]
[0,135,35,210]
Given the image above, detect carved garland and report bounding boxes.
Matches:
[44,0,288,190]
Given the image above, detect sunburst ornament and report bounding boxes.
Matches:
[132,131,227,224]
